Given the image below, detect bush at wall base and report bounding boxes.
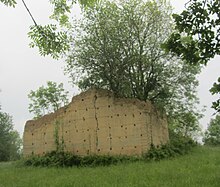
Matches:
[22,131,196,167]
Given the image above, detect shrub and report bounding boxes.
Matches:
[22,151,140,167]
[143,130,197,161]
[22,131,197,167]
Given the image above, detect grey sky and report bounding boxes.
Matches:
[0,0,220,136]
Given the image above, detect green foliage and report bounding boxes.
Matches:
[49,0,73,26]
[165,0,220,65]
[210,77,220,113]
[168,110,202,138]
[1,147,220,187]
[49,0,97,23]
[53,120,65,152]
[28,81,69,118]
[65,0,202,136]
[0,110,22,161]
[0,0,16,7]
[143,130,197,161]
[26,0,98,59]
[28,25,70,59]
[143,144,175,161]
[203,115,220,145]
[22,131,197,167]
[163,0,220,113]
[66,0,199,100]
[66,0,176,101]
[49,0,97,26]
[22,151,139,167]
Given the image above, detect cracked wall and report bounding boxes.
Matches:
[23,88,169,156]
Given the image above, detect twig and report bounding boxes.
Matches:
[21,0,38,27]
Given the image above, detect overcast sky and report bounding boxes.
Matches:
[0,0,220,136]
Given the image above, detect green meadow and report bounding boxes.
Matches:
[0,146,219,187]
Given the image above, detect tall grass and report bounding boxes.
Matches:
[0,146,219,187]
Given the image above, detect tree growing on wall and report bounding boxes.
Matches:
[64,0,202,136]
[164,0,220,113]
[2,0,203,137]
[66,0,198,99]
[0,110,22,161]
[28,81,69,118]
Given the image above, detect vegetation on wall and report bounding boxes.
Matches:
[2,0,212,162]
[54,120,65,152]
[2,0,204,139]
[64,0,202,137]
[25,0,203,144]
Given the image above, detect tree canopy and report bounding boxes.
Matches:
[64,0,202,136]
[2,0,203,137]
[164,0,220,113]
[0,110,22,161]
[203,115,220,145]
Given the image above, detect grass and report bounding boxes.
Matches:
[0,146,219,187]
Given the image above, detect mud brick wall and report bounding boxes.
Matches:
[23,88,169,156]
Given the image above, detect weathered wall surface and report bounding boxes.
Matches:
[23,89,169,156]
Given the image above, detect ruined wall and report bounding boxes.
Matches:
[23,88,169,156]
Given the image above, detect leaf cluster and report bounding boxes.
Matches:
[164,0,220,65]
[0,0,16,7]
[163,0,220,113]
[49,0,74,27]
[49,0,97,26]
[28,25,70,59]
[50,0,97,17]
[210,77,220,113]
[26,0,98,59]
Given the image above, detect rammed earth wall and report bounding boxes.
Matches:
[23,88,169,156]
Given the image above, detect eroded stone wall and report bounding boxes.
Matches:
[23,88,169,156]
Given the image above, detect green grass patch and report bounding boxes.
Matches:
[0,146,219,187]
